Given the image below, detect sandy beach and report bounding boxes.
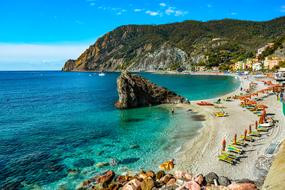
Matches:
[173,75,285,181]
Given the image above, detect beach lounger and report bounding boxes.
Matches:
[249,131,261,137]
[259,123,273,128]
[221,151,239,160]
[240,135,254,142]
[257,127,269,132]
[214,112,228,117]
[227,145,243,154]
[218,155,234,165]
[231,140,246,147]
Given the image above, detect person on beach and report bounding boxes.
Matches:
[171,108,175,114]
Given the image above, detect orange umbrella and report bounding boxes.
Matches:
[257,104,268,109]
[249,125,252,134]
[259,115,264,124]
[244,129,248,140]
[233,134,237,145]
[262,108,267,116]
[222,138,226,151]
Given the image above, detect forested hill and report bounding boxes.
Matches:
[63,16,285,72]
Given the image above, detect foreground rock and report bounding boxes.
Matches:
[115,72,189,109]
[76,170,258,190]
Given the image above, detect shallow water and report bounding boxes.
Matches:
[0,71,239,189]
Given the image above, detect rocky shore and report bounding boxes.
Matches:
[76,168,258,190]
[115,72,189,109]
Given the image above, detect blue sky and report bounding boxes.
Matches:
[0,0,284,70]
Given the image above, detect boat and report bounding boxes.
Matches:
[98,72,106,77]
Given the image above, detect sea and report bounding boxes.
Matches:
[0,71,240,189]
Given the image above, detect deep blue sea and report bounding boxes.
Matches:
[0,71,240,189]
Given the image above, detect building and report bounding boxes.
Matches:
[233,58,258,71]
[275,68,285,83]
[264,56,283,70]
[256,43,274,57]
[252,62,262,71]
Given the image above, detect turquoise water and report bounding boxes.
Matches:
[0,71,239,189]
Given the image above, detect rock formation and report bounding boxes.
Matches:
[115,72,189,109]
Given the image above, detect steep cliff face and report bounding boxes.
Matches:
[115,72,189,109]
[63,17,285,71]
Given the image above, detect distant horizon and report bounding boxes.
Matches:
[0,0,284,70]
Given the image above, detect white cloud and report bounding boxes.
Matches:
[175,10,188,17]
[231,12,237,15]
[165,7,175,15]
[145,10,160,16]
[160,3,167,7]
[0,44,88,70]
[281,5,285,12]
[165,7,187,17]
[207,4,212,8]
[134,8,142,12]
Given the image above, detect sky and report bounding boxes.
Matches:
[0,0,284,70]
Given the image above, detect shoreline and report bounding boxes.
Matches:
[171,75,285,184]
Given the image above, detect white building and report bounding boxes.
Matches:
[252,62,262,71]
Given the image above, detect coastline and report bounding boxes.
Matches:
[170,74,285,184]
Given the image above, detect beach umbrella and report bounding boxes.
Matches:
[233,134,237,145]
[259,115,264,124]
[222,138,226,151]
[262,108,267,116]
[244,129,248,140]
[249,125,252,134]
[257,104,268,109]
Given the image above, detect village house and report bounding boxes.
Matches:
[264,56,283,70]
[256,43,274,57]
[252,62,263,71]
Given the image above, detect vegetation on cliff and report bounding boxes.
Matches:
[63,17,285,71]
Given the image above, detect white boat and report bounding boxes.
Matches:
[98,72,105,77]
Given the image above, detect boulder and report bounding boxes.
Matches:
[156,170,166,180]
[122,179,142,190]
[194,174,205,185]
[145,171,156,179]
[205,172,219,185]
[159,174,173,184]
[218,176,231,186]
[174,170,192,181]
[205,186,229,190]
[184,181,201,190]
[141,177,155,190]
[97,170,115,188]
[115,72,189,109]
[166,178,176,186]
[116,175,134,185]
[227,183,257,190]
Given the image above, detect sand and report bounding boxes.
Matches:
[173,75,285,181]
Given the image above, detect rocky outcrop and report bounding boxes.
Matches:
[127,43,190,71]
[62,17,285,72]
[76,170,258,190]
[115,72,189,109]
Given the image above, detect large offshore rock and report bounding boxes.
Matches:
[115,72,189,109]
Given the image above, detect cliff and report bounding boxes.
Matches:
[115,72,189,109]
[62,17,285,72]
